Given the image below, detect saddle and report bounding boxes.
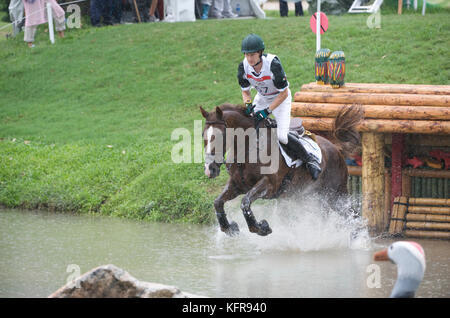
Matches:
[263,117,321,169]
[264,117,305,137]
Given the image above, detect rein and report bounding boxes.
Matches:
[205,114,275,189]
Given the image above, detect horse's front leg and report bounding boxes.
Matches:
[241,176,274,236]
[214,179,242,236]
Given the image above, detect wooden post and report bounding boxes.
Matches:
[398,0,403,14]
[291,103,450,120]
[402,172,411,197]
[362,132,385,233]
[299,82,450,95]
[133,0,142,23]
[408,205,450,214]
[389,196,408,235]
[293,91,450,107]
[385,169,391,230]
[404,168,450,178]
[406,222,450,231]
[389,197,400,234]
[405,230,450,239]
[391,134,404,210]
[298,117,450,134]
[409,197,450,205]
[157,0,164,21]
[407,213,450,222]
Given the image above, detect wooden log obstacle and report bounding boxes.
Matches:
[403,168,450,198]
[293,83,450,135]
[389,197,450,239]
[347,166,449,224]
[293,82,450,234]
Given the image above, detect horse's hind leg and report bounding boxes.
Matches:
[241,176,274,236]
[214,179,241,236]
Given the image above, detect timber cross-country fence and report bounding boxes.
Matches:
[293,82,450,237]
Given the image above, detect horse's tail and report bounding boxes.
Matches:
[331,104,364,158]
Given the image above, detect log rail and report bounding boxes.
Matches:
[389,197,450,239]
[294,82,450,234]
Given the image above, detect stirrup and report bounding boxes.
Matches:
[306,160,322,180]
[286,133,322,179]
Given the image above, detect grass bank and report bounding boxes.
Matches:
[0,9,449,223]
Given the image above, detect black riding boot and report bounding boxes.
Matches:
[282,132,322,180]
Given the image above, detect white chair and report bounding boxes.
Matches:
[348,0,384,13]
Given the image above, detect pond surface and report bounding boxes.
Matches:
[1,203,449,298]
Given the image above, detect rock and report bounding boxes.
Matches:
[49,264,204,298]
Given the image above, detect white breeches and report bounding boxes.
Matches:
[253,88,292,145]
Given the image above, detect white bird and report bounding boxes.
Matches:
[373,241,426,298]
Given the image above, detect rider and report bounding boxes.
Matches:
[237,33,322,180]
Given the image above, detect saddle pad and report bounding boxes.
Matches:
[278,135,322,168]
[266,117,304,135]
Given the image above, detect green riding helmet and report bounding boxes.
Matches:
[241,34,265,53]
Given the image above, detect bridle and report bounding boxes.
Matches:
[204,120,227,166]
[205,120,227,127]
[204,116,274,188]
[204,116,274,163]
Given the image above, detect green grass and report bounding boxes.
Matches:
[0,9,449,224]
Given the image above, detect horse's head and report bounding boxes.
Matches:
[200,106,227,178]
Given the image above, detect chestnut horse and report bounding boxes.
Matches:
[200,104,363,236]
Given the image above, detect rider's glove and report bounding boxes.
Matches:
[254,108,271,121]
[244,100,255,116]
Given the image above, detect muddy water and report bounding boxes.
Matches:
[1,204,449,298]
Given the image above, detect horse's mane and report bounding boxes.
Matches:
[218,103,247,116]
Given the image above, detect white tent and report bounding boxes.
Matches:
[230,0,266,18]
[164,0,197,22]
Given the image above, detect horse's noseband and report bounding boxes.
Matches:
[205,120,227,166]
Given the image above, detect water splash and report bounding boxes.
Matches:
[214,194,372,254]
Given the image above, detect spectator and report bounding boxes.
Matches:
[200,0,211,19]
[8,0,24,37]
[111,0,123,24]
[200,0,237,19]
[279,0,303,17]
[91,0,113,26]
[148,0,159,22]
[22,0,65,48]
[219,0,238,18]
[131,0,152,23]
